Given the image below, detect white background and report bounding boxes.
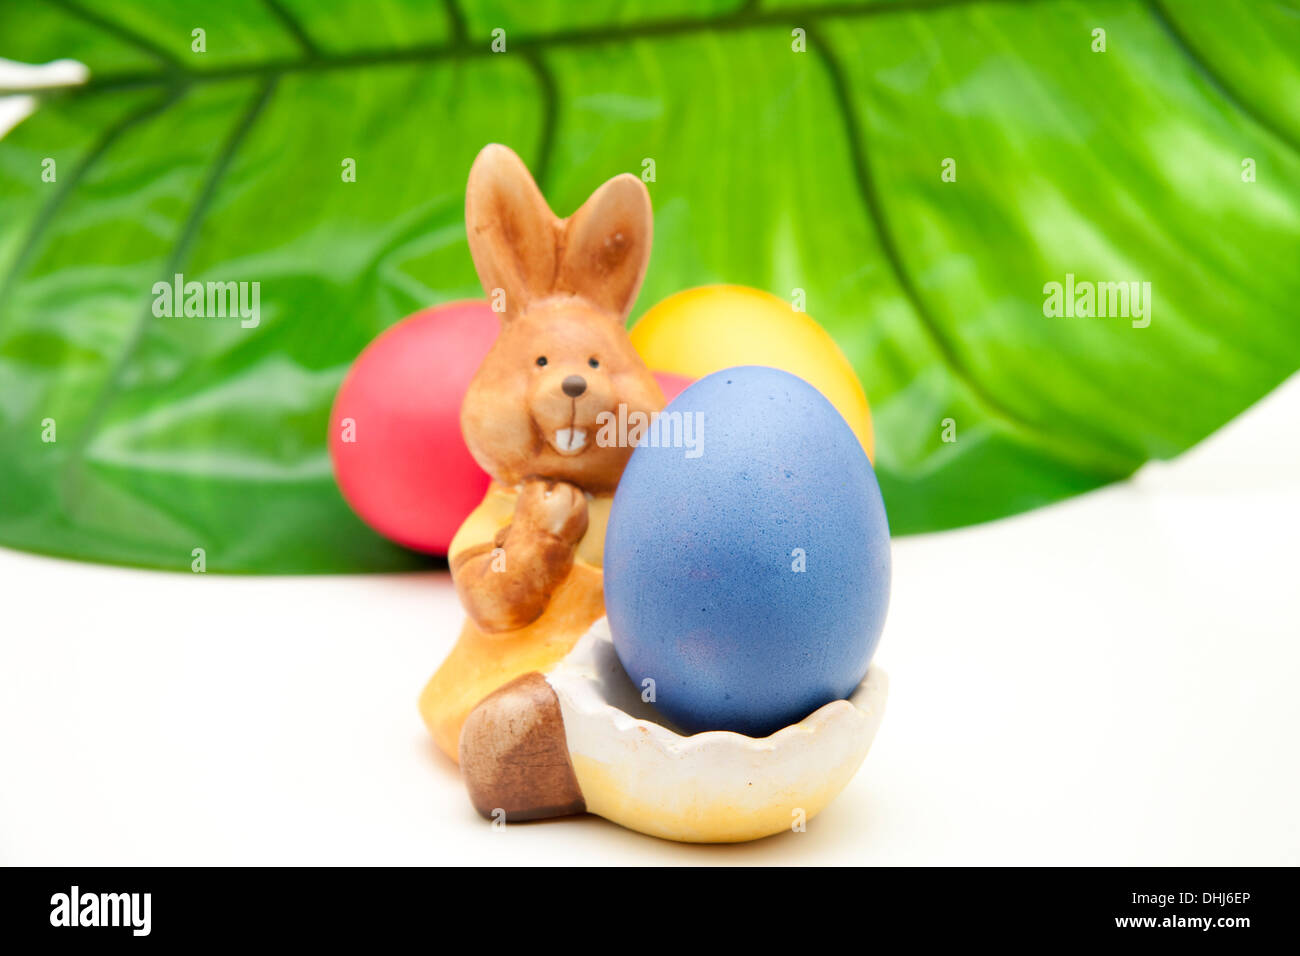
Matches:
[2,374,1297,866]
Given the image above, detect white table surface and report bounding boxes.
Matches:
[2,376,1297,866]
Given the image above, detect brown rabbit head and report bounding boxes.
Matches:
[460,144,664,496]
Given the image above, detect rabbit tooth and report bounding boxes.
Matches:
[555,428,587,454]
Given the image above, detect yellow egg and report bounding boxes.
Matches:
[630,285,874,460]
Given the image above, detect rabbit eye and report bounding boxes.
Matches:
[588,357,599,369]
[536,356,548,367]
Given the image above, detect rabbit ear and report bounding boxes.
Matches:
[465,144,559,316]
[556,173,652,320]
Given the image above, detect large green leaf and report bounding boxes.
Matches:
[1,0,1297,572]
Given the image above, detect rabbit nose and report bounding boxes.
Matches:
[562,375,587,397]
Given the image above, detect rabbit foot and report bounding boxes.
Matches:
[458,671,586,822]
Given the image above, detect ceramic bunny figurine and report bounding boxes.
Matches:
[421,145,887,840]
[419,144,663,814]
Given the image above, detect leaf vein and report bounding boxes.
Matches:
[806,23,1134,477]
[60,78,280,504]
[48,0,188,75]
[440,0,468,43]
[261,0,323,60]
[0,89,183,325]
[521,51,559,191]
[36,0,1060,97]
[1146,0,1300,159]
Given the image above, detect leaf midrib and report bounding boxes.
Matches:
[27,0,1054,98]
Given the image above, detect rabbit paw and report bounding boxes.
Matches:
[514,478,589,544]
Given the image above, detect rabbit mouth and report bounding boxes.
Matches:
[551,427,588,455]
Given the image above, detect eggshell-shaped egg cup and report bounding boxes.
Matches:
[546,618,888,843]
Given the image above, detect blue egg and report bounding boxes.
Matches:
[604,365,891,737]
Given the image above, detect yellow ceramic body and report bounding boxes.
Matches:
[419,484,611,760]
[629,285,874,460]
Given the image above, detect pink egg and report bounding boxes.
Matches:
[652,370,694,404]
[330,301,498,554]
